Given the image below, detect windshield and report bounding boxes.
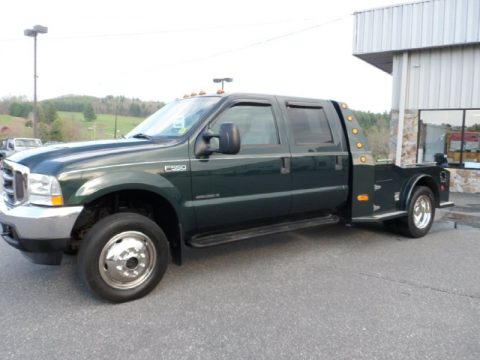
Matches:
[14,139,42,147]
[126,96,220,139]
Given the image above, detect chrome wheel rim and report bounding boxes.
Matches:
[99,231,157,290]
[413,194,432,229]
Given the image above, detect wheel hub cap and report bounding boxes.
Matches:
[99,231,156,290]
[413,194,432,229]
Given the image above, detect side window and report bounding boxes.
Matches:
[287,106,333,145]
[211,104,279,146]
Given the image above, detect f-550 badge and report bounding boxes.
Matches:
[164,164,187,172]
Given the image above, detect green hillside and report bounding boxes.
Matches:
[0,114,34,137]
[0,112,144,141]
[58,112,144,140]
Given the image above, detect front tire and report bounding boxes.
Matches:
[78,213,169,302]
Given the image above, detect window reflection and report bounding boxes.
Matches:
[418,109,480,169]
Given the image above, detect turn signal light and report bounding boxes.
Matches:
[357,194,369,202]
[51,195,64,206]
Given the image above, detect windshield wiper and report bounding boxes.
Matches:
[132,133,153,140]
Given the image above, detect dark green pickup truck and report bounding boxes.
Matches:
[0,93,453,302]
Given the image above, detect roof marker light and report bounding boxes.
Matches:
[360,155,367,163]
[347,115,353,121]
[341,103,348,109]
[356,142,363,149]
[352,128,359,135]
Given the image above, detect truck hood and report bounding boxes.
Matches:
[8,138,175,173]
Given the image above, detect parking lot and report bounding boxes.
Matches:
[1,214,479,360]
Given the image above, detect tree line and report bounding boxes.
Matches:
[0,95,165,142]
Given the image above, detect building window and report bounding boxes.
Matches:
[418,109,480,169]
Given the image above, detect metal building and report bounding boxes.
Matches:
[353,0,480,193]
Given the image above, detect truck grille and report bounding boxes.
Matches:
[2,160,29,206]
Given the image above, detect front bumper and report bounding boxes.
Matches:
[0,200,83,264]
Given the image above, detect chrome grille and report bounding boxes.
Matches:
[2,160,29,206]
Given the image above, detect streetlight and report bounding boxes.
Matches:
[213,77,233,91]
[24,25,48,138]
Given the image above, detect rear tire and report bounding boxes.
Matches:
[399,186,435,238]
[78,212,169,302]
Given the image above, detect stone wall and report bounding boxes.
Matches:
[389,110,418,165]
[449,169,480,193]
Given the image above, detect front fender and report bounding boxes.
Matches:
[68,171,185,213]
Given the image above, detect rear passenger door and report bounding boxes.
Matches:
[280,99,349,215]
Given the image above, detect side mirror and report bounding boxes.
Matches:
[218,123,240,155]
[194,122,241,157]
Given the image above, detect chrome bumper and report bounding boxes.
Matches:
[0,200,83,240]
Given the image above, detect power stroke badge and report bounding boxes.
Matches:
[164,164,187,173]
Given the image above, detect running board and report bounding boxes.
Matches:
[188,215,340,248]
[352,211,407,223]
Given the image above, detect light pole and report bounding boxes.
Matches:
[24,25,48,138]
[213,77,233,91]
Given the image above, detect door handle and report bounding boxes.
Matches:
[280,157,291,174]
[335,155,343,171]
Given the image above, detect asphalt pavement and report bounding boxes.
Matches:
[0,211,479,359]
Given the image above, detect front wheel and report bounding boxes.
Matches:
[78,213,170,302]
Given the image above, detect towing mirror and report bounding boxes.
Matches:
[195,122,241,157]
[218,123,240,155]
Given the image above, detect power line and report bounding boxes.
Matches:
[159,15,349,66]
[0,18,325,43]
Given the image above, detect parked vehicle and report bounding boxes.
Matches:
[0,137,42,161]
[0,93,453,302]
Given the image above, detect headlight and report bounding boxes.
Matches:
[28,173,64,206]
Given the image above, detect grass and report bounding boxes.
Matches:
[0,114,34,137]
[0,112,144,141]
[58,112,144,140]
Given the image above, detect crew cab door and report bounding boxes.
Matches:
[279,99,349,214]
[190,98,291,231]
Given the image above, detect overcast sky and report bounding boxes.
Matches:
[0,0,412,113]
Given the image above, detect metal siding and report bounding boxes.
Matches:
[473,48,480,104]
[382,8,392,50]
[460,47,475,107]
[442,49,453,106]
[391,54,403,109]
[454,0,468,43]
[411,3,423,48]
[450,49,463,107]
[394,46,480,110]
[417,50,430,107]
[353,0,480,56]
